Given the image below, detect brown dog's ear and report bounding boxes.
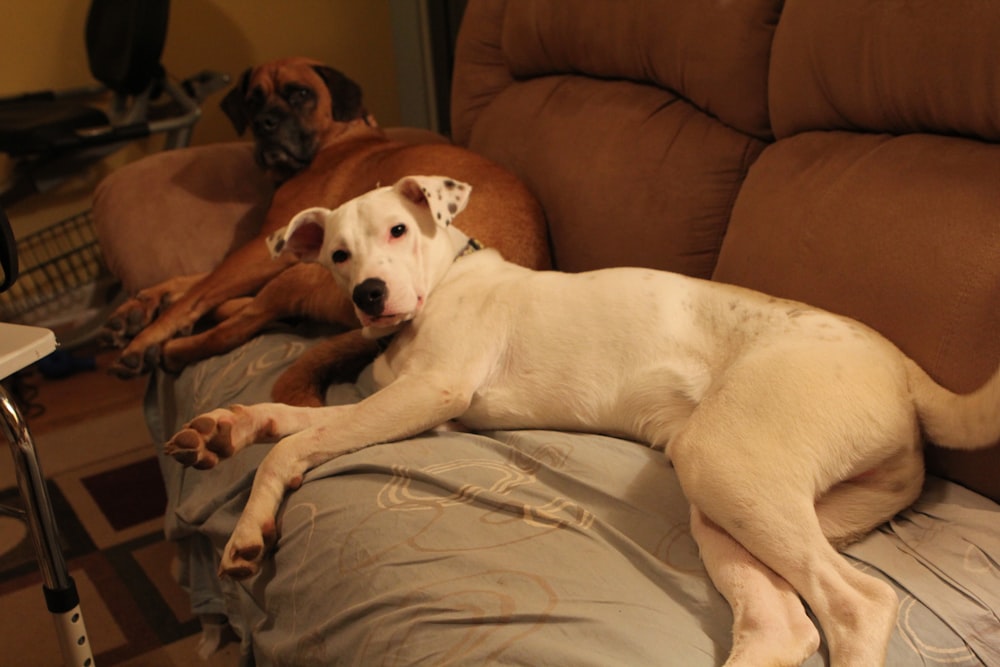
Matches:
[220,68,253,135]
[312,65,367,122]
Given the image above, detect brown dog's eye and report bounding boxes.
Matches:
[331,249,350,264]
[285,85,314,107]
[390,224,407,239]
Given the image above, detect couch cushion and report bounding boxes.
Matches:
[770,0,1000,140]
[458,76,762,277]
[93,141,273,293]
[455,0,781,142]
[714,131,1000,501]
[451,0,773,277]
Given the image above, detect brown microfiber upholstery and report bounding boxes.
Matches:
[497,0,779,140]
[769,0,1000,140]
[452,0,776,277]
[456,76,762,276]
[716,132,1000,392]
[93,142,272,293]
[713,0,1000,500]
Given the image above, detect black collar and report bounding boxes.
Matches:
[457,237,484,259]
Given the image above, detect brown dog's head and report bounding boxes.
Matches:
[220,57,369,182]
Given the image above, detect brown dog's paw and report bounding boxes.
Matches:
[108,344,161,379]
[101,292,166,346]
[101,275,204,359]
[159,348,188,375]
[96,316,128,349]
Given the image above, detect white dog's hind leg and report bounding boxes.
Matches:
[667,345,920,666]
[690,506,820,667]
[815,452,924,551]
[673,430,899,667]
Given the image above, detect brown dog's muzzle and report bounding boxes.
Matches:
[252,107,284,136]
[250,104,316,180]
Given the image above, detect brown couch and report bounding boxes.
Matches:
[93,1,1000,664]
[448,0,1000,503]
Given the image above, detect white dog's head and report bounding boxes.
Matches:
[268,175,471,335]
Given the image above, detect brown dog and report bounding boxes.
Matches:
[103,57,549,404]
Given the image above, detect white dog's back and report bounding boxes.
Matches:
[373,249,917,455]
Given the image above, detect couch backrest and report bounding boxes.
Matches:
[451,0,780,278]
[713,0,1000,501]
[452,0,1000,502]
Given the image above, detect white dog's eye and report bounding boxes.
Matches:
[390,224,407,239]
[331,249,350,264]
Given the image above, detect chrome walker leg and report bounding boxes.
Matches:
[0,383,94,666]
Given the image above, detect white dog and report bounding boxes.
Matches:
[165,175,1000,667]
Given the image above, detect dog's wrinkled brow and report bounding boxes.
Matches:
[246,86,266,108]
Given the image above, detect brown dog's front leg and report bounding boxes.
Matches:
[159,263,359,374]
[271,329,380,406]
[100,273,208,350]
[111,241,297,377]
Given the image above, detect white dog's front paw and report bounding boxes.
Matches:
[218,514,278,579]
[164,405,271,469]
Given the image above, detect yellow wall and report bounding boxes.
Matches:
[1,0,401,230]
[0,0,401,143]
[163,0,403,144]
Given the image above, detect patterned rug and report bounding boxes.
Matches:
[0,428,240,665]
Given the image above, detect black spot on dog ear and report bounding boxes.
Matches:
[274,238,285,253]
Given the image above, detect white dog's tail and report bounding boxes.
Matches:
[908,359,1000,450]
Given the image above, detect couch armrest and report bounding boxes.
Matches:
[93,141,274,294]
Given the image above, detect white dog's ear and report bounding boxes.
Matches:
[394,175,471,228]
[269,207,330,262]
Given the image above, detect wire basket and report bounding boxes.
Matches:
[0,210,121,343]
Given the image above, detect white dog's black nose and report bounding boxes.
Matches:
[353,278,387,316]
